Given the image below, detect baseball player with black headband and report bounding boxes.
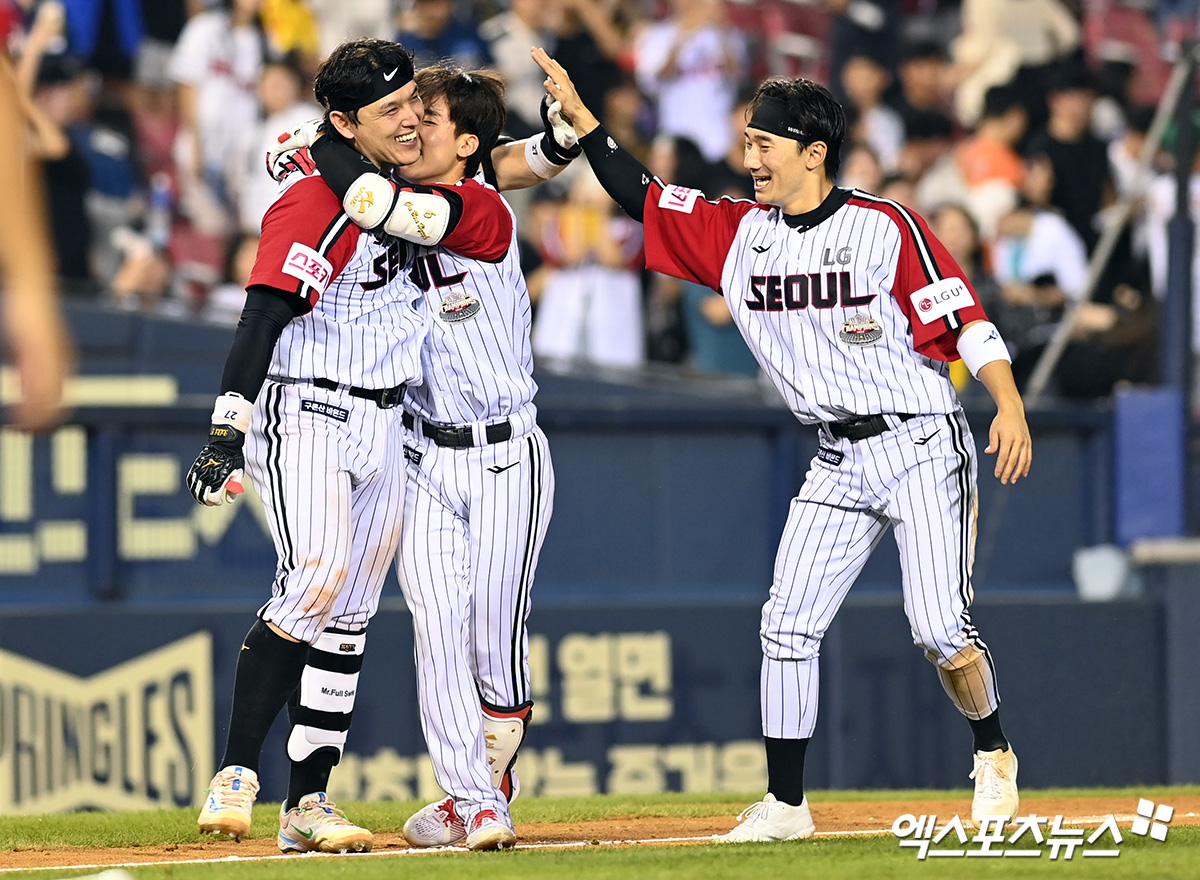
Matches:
[533,48,1032,840]
[277,64,560,852]
[188,39,578,855]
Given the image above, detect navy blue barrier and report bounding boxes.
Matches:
[0,595,1173,815]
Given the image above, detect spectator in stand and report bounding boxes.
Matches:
[532,167,645,370]
[203,229,259,323]
[878,171,916,207]
[59,0,144,82]
[481,0,554,139]
[840,51,904,172]
[551,0,628,125]
[955,83,1027,235]
[305,0,391,59]
[396,0,491,70]
[169,0,266,235]
[839,141,885,192]
[1024,61,1113,251]
[825,0,899,106]
[892,40,956,143]
[134,0,186,90]
[258,0,318,67]
[231,54,318,233]
[634,0,745,164]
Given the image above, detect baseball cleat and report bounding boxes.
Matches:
[277,792,373,853]
[402,796,467,847]
[714,793,816,843]
[198,765,260,840]
[970,747,1019,825]
[465,808,517,851]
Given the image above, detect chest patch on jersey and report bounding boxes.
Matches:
[283,242,334,295]
[817,447,845,466]
[437,289,481,323]
[911,277,973,325]
[658,184,701,214]
[301,400,349,422]
[839,314,883,346]
[403,445,423,465]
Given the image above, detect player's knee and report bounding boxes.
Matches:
[760,632,820,662]
[921,642,983,671]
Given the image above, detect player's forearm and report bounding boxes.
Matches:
[219,288,297,401]
[976,359,1024,416]
[578,125,651,222]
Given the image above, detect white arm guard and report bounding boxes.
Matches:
[956,321,1011,378]
[211,392,253,434]
[523,135,561,180]
[341,173,453,244]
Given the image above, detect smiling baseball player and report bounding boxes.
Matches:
[534,49,1032,839]
[296,65,568,851]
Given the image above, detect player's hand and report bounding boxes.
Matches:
[539,94,581,163]
[265,118,323,181]
[186,432,245,506]
[985,407,1032,485]
[531,47,600,138]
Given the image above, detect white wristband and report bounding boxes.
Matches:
[956,321,1010,378]
[212,392,253,434]
[524,135,559,180]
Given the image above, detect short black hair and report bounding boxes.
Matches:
[901,40,948,64]
[414,66,507,178]
[748,77,847,179]
[314,38,415,125]
[982,84,1024,119]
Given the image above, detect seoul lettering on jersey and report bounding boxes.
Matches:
[410,252,468,291]
[744,271,877,312]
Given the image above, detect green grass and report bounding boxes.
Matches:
[4,788,1199,879]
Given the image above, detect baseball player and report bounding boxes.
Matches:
[188,39,575,855]
[282,66,569,851]
[534,49,1032,839]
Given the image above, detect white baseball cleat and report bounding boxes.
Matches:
[465,808,517,851]
[714,793,816,842]
[198,765,259,841]
[970,747,1019,825]
[402,796,467,847]
[277,792,373,853]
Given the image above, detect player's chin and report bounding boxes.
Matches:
[388,137,421,166]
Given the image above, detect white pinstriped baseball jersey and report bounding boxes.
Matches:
[642,185,989,422]
[249,160,428,390]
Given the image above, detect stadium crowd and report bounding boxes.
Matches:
[0,0,1190,397]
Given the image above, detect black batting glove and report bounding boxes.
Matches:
[187,393,252,507]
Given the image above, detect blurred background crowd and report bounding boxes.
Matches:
[3,0,1195,398]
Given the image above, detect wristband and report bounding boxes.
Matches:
[956,321,1010,378]
[212,392,253,435]
[524,135,562,180]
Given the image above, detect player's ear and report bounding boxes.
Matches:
[457,132,480,162]
[328,110,356,142]
[805,140,828,172]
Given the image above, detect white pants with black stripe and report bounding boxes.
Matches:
[760,408,999,739]
[247,380,407,644]
[396,424,554,818]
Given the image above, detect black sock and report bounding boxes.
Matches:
[220,618,310,772]
[765,737,809,807]
[969,710,1009,753]
[285,748,340,812]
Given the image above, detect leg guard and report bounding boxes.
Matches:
[925,643,999,721]
[482,700,532,802]
[287,629,366,763]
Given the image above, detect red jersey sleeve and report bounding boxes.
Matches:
[865,197,990,362]
[428,179,512,263]
[642,182,761,291]
[248,172,361,314]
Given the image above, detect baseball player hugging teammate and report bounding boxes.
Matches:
[289,65,566,851]
[533,49,1033,840]
[186,39,577,854]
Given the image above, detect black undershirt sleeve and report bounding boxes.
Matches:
[578,125,652,223]
[218,287,302,400]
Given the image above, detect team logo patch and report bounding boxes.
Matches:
[817,447,845,466]
[301,399,349,421]
[338,643,356,653]
[438,289,481,323]
[403,445,423,465]
[839,314,883,346]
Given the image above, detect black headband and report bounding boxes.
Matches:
[747,96,811,142]
[327,59,415,112]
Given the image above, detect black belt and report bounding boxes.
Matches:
[313,377,406,409]
[402,411,513,448]
[827,413,916,441]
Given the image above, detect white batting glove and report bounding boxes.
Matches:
[539,95,581,163]
[265,118,324,181]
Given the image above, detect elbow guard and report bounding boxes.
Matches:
[956,321,1011,377]
[340,173,453,244]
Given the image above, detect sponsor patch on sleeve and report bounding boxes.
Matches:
[283,242,334,294]
[910,277,974,325]
[658,184,702,214]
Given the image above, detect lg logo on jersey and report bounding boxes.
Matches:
[744,272,877,312]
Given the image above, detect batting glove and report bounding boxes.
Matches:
[265,118,323,181]
[186,393,252,507]
[539,95,581,165]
